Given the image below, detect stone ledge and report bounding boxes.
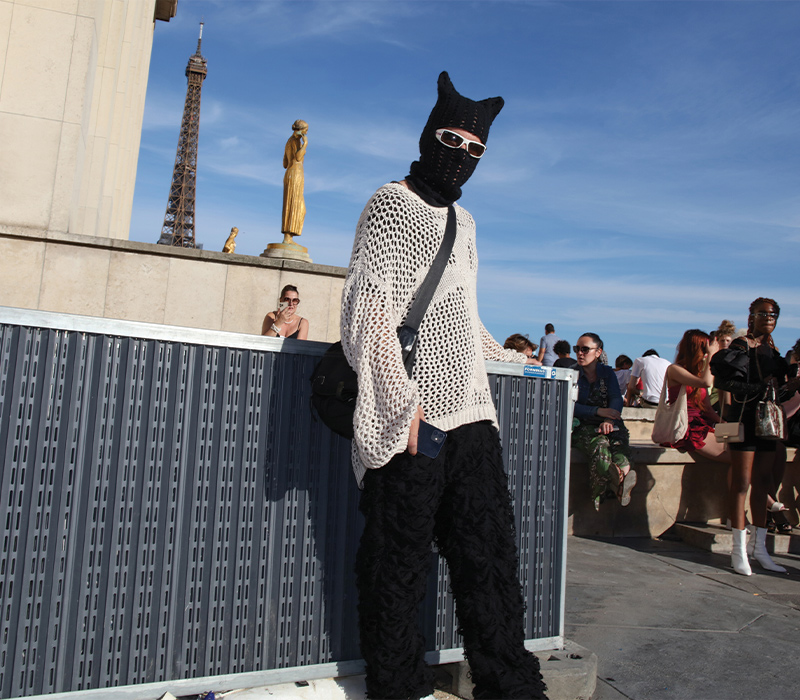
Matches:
[674,522,800,555]
[0,227,348,278]
[445,640,597,700]
[210,641,597,700]
[572,442,798,465]
[569,443,799,538]
[621,406,657,420]
[572,442,709,465]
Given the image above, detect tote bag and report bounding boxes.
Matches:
[651,377,689,444]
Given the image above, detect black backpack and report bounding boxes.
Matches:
[310,205,456,439]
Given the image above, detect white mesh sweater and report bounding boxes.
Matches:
[341,182,527,485]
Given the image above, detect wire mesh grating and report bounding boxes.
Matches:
[0,319,571,697]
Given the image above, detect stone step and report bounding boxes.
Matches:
[172,641,597,700]
[673,522,800,555]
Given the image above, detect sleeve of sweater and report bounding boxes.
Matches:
[340,191,421,471]
[479,322,528,364]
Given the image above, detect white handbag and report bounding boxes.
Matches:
[651,377,689,444]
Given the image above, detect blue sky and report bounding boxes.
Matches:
[130,0,800,363]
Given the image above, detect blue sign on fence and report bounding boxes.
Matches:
[523,365,560,380]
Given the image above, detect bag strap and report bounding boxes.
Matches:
[404,205,456,332]
[397,205,457,375]
[658,374,669,406]
[659,371,686,408]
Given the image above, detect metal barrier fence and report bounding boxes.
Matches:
[0,308,575,699]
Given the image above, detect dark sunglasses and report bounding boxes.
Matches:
[753,311,778,319]
[573,345,598,355]
[434,128,486,158]
[282,297,300,305]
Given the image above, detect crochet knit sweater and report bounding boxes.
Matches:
[341,182,527,484]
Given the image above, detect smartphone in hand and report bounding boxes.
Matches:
[278,301,289,312]
[417,420,447,459]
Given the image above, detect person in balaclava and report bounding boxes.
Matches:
[340,72,548,700]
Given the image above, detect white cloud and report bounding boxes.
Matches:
[186,0,426,46]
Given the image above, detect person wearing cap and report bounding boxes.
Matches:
[340,72,548,700]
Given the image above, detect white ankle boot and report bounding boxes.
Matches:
[751,526,787,573]
[731,528,752,576]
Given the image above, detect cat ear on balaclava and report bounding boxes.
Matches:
[407,71,504,206]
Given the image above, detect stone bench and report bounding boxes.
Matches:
[567,409,799,538]
[620,405,657,440]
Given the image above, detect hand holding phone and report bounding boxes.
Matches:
[416,420,447,459]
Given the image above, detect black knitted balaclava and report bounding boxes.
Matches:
[406,71,504,206]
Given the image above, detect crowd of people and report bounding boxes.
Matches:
[507,305,800,577]
[272,288,800,580]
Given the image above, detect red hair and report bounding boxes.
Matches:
[675,329,710,408]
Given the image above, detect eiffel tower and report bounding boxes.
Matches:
[158,23,207,247]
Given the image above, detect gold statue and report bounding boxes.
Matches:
[261,120,312,262]
[222,226,238,253]
[281,120,308,240]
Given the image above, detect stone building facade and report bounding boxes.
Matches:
[0,0,345,342]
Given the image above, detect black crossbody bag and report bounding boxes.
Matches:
[310,205,457,439]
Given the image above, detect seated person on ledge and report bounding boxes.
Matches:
[504,333,542,364]
[572,333,636,511]
[625,349,670,407]
[658,329,728,463]
[552,339,574,368]
[262,284,309,339]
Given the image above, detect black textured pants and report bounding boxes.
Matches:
[356,421,548,700]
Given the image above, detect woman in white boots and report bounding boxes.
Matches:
[711,298,800,575]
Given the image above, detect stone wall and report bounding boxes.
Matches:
[0,0,171,240]
[0,230,347,342]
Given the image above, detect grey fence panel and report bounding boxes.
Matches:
[0,318,571,698]
[490,372,570,640]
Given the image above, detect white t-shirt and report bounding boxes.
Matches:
[630,355,671,403]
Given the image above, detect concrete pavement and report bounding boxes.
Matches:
[565,534,800,700]
[173,532,800,700]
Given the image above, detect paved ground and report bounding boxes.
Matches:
[176,534,800,700]
[565,534,800,700]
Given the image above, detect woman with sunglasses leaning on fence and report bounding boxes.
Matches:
[711,298,800,576]
[571,333,636,511]
[262,284,309,339]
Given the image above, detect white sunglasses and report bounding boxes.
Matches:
[434,128,486,158]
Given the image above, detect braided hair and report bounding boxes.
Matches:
[747,297,780,350]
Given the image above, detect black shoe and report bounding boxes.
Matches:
[773,510,793,535]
